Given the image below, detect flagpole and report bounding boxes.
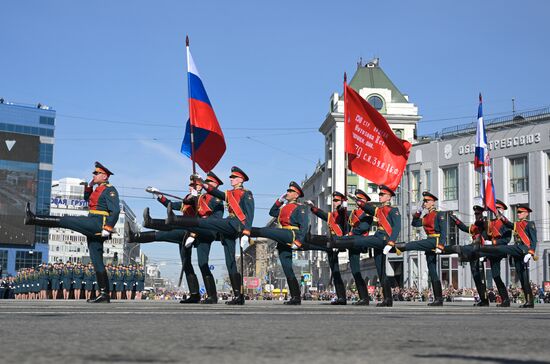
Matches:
[186,35,197,175]
[343,73,349,230]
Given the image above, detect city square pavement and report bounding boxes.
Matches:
[1,300,549,364]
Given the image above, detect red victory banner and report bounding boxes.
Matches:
[344,83,411,190]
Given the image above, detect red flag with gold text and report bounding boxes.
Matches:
[344,83,411,190]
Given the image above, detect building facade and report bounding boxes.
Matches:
[400,108,550,289]
[48,177,140,266]
[0,101,55,276]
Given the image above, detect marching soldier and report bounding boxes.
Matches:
[25,161,120,303]
[167,166,254,305]
[448,205,490,306]
[345,190,374,305]
[329,185,401,307]
[131,180,202,303]
[486,200,513,306]
[132,171,224,303]
[250,182,309,305]
[395,191,447,306]
[305,191,349,305]
[478,203,537,308]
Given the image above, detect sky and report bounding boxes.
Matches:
[2,0,550,285]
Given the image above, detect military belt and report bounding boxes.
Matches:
[428,234,441,237]
[89,210,109,216]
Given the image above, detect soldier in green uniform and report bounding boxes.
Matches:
[167,166,254,305]
[84,263,95,301]
[478,204,537,308]
[73,262,84,300]
[448,205,490,306]
[250,182,309,305]
[394,192,448,306]
[130,179,203,303]
[345,190,374,305]
[25,162,120,303]
[50,263,61,300]
[115,265,125,300]
[124,265,134,300]
[305,191,349,305]
[135,264,145,300]
[329,185,401,307]
[62,262,73,300]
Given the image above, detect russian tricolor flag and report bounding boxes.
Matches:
[474,94,496,213]
[181,40,226,172]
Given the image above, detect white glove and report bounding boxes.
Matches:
[145,186,160,194]
[383,245,392,255]
[416,203,423,214]
[184,236,195,248]
[277,193,287,203]
[240,235,249,249]
[479,257,486,263]
[305,200,314,207]
[101,229,111,238]
[342,201,348,208]
[190,189,198,197]
[332,248,339,253]
[435,247,443,254]
[523,254,532,264]
[291,243,300,250]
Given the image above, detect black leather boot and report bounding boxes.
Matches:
[427,280,444,306]
[352,274,369,306]
[225,273,244,305]
[142,208,173,231]
[24,202,61,227]
[331,274,347,305]
[180,274,201,303]
[201,275,218,304]
[166,202,199,227]
[125,221,157,244]
[283,278,301,305]
[88,271,110,303]
[327,237,355,249]
[376,279,393,307]
[520,288,534,308]
[494,277,510,307]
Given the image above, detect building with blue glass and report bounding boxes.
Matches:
[0,100,55,276]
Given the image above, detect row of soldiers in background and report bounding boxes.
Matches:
[6,262,145,300]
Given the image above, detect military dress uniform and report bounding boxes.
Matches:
[250,182,309,305]
[398,192,448,306]
[479,204,537,308]
[50,265,61,294]
[346,190,374,305]
[485,200,513,306]
[84,266,95,293]
[448,205,490,306]
[167,166,254,305]
[330,185,401,307]
[308,191,349,305]
[25,162,120,303]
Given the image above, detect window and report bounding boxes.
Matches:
[367,95,384,111]
[443,167,458,200]
[510,156,528,193]
[440,257,459,289]
[0,250,7,272]
[474,169,481,197]
[347,184,357,195]
[39,116,55,125]
[411,171,420,202]
[15,251,43,270]
[447,211,459,246]
[424,170,432,192]
[367,183,378,194]
[392,129,404,139]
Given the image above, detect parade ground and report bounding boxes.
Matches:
[1,301,549,364]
